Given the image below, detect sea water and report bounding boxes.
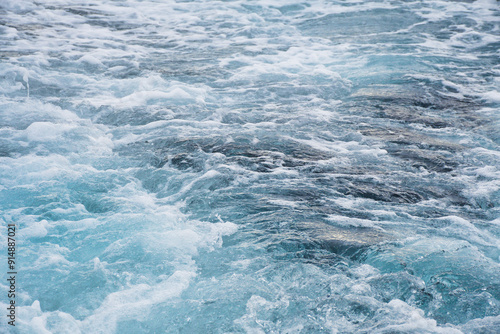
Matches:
[0,0,499,333]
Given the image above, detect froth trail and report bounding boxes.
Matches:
[0,0,499,333]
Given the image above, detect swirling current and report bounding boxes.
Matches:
[1,0,499,333]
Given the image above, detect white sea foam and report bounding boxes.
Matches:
[1,0,499,332]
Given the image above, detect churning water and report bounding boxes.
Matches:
[1,0,500,333]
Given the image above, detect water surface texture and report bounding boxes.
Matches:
[1,0,500,333]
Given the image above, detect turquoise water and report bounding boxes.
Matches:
[1,0,499,333]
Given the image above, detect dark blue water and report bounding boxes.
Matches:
[1,0,499,333]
